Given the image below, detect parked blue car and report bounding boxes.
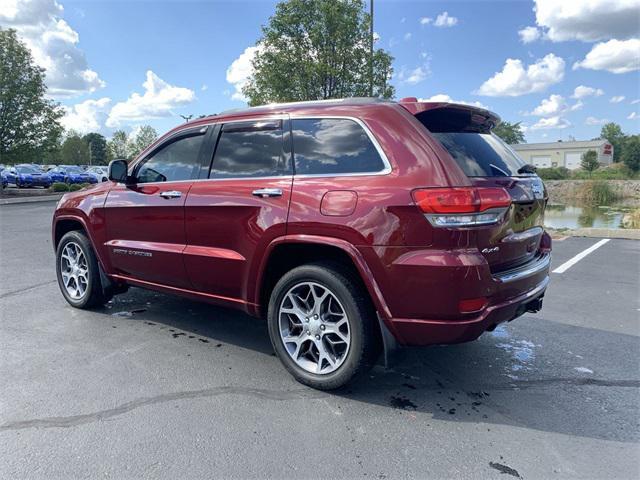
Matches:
[48,166,98,184]
[2,164,52,188]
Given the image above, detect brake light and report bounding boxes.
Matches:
[412,187,511,227]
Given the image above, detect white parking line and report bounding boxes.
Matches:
[552,238,610,274]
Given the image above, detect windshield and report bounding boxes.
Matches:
[430,132,528,177]
[65,167,83,174]
[16,165,42,174]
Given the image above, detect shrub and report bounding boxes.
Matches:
[68,183,87,192]
[577,180,619,205]
[51,182,69,192]
[537,167,570,180]
[571,163,636,180]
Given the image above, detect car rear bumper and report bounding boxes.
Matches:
[358,243,551,346]
[389,274,549,346]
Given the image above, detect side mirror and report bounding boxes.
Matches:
[108,159,129,183]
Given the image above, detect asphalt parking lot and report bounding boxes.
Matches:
[1,201,639,479]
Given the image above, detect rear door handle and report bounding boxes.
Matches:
[159,190,182,199]
[252,188,283,198]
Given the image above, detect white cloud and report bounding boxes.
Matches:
[201,84,208,91]
[631,99,640,105]
[106,71,195,128]
[610,95,626,103]
[518,26,541,44]
[434,12,458,28]
[476,54,565,97]
[61,97,111,134]
[418,94,488,109]
[396,65,429,85]
[585,116,609,125]
[0,0,105,97]
[573,38,640,74]
[403,32,412,41]
[420,12,458,27]
[572,85,604,99]
[628,112,639,120]
[226,45,262,102]
[528,94,570,116]
[373,31,381,43]
[533,0,640,42]
[530,116,571,130]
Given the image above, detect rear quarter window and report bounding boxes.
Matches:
[292,118,386,175]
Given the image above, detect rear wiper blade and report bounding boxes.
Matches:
[517,163,537,174]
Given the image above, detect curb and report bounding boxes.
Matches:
[0,194,64,205]
[547,227,640,240]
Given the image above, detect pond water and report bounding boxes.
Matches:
[544,203,640,230]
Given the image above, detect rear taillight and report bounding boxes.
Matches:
[412,187,511,227]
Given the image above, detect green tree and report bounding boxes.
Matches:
[60,131,90,165]
[600,122,626,163]
[580,149,599,176]
[621,135,640,173]
[493,121,526,145]
[243,0,394,106]
[82,132,107,165]
[128,125,158,158]
[107,130,130,160]
[0,28,63,164]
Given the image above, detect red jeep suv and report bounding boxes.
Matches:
[53,98,551,390]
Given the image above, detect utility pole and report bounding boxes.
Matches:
[369,0,374,97]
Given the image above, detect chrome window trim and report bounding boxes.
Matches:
[289,115,392,178]
[125,114,392,184]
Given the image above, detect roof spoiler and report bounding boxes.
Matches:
[397,98,501,133]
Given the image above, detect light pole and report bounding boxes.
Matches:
[180,114,193,123]
[369,0,374,98]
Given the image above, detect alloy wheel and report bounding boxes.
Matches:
[60,241,89,300]
[278,282,351,374]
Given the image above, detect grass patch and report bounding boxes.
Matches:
[577,180,619,205]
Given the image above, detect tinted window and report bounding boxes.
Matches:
[137,132,204,183]
[430,132,526,177]
[16,165,40,174]
[210,121,285,178]
[292,118,385,175]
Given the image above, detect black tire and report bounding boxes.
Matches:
[56,230,107,308]
[267,261,381,390]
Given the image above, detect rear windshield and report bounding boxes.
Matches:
[431,132,527,177]
[415,107,528,177]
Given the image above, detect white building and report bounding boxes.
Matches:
[512,139,613,170]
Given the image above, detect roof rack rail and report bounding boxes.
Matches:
[217,97,390,115]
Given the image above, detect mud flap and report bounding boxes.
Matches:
[377,313,399,368]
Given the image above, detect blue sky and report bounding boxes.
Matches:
[2,0,639,142]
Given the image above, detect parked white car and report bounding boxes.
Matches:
[86,166,109,182]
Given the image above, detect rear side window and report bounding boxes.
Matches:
[210,120,286,178]
[292,118,386,175]
[137,131,205,183]
[416,107,527,177]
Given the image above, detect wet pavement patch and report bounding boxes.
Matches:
[389,395,417,410]
[489,462,521,478]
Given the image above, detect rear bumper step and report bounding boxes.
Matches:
[493,251,551,283]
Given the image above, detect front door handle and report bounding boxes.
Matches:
[159,190,182,199]
[252,188,283,198]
